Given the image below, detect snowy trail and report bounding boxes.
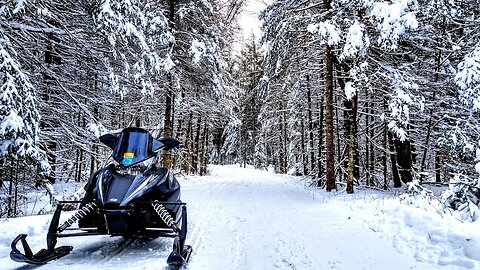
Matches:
[0,165,467,270]
[183,166,432,270]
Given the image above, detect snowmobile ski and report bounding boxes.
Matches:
[10,234,73,265]
[167,237,193,268]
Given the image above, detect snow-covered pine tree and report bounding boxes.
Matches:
[0,36,49,171]
[259,0,326,175]
[225,34,264,167]
[94,0,174,97]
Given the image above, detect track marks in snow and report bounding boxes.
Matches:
[183,181,232,268]
[185,172,316,270]
[183,166,438,270]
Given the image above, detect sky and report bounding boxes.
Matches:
[237,0,271,41]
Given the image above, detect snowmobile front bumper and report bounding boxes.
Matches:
[10,234,73,265]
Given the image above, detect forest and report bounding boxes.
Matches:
[0,0,479,221]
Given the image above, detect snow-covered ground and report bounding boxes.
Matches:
[0,165,479,270]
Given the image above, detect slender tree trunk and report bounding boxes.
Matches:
[369,102,375,186]
[388,131,402,187]
[283,109,288,173]
[336,62,359,188]
[317,96,324,180]
[77,149,84,182]
[383,107,388,190]
[324,45,335,191]
[13,160,18,217]
[192,115,202,174]
[90,143,97,176]
[307,75,315,173]
[346,95,357,194]
[301,116,307,175]
[163,0,176,168]
[199,122,207,175]
[7,159,14,217]
[239,123,244,167]
[182,112,193,173]
[394,138,413,184]
[201,125,209,175]
[435,151,441,182]
[365,89,370,185]
[163,89,173,168]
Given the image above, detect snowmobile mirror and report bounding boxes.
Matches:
[157,138,180,151]
[99,134,119,150]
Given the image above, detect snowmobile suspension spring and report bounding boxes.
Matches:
[152,203,179,232]
[58,202,97,232]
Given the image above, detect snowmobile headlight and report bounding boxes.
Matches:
[114,156,155,175]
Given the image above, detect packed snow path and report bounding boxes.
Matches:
[1,165,477,270]
[184,166,433,270]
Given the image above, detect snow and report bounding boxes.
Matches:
[0,165,479,269]
[344,82,356,100]
[86,122,108,139]
[456,46,480,111]
[340,21,370,60]
[0,110,24,135]
[369,0,418,50]
[190,39,206,65]
[307,22,341,46]
[12,0,27,14]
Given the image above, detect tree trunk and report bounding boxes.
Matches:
[282,108,288,173]
[388,131,402,187]
[383,110,388,190]
[307,75,315,173]
[199,122,207,175]
[324,44,335,191]
[7,159,14,217]
[13,160,19,217]
[163,0,176,168]
[201,124,209,176]
[394,138,413,184]
[238,123,244,168]
[192,115,202,174]
[346,95,358,194]
[369,102,375,186]
[182,112,193,173]
[336,61,359,189]
[77,149,84,182]
[301,116,307,175]
[435,151,441,182]
[46,141,57,184]
[317,96,324,180]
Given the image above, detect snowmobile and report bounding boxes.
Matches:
[10,127,192,268]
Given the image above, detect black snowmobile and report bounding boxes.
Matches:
[10,127,192,268]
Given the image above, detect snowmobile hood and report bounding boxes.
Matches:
[95,165,179,207]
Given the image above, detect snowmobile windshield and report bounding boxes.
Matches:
[112,129,156,167]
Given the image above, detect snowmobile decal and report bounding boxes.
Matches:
[122,152,135,165]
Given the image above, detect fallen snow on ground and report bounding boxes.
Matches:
[0,165,478,269]
[334,193,480,269]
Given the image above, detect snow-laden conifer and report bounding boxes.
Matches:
[0,36,49,171]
